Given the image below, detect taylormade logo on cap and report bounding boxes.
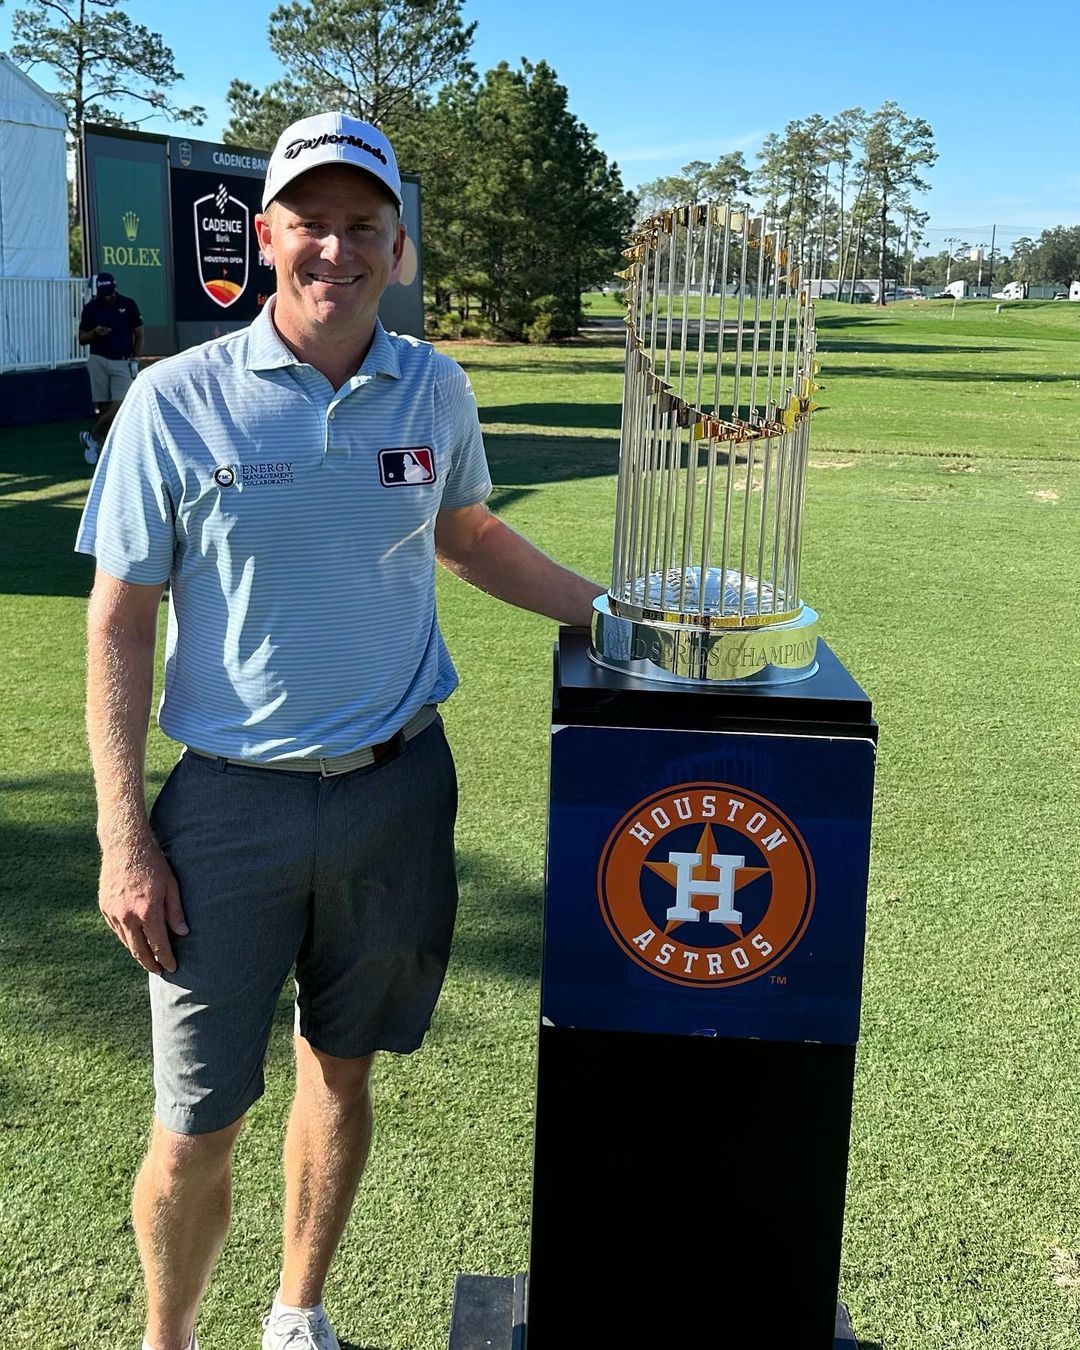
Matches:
[282,132,388,166]
[262,112,402,210]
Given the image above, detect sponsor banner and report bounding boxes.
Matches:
[170,168,271,323]
[88,149,170,328]
[543,725,875,1045]
[169,137,270,178]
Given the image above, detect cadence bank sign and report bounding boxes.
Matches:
[167,138,268,327]
[193,181,250,308]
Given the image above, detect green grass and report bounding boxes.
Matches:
[3,301,1080,1347]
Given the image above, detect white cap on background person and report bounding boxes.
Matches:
[262,112,402,211]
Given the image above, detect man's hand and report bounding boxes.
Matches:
[94,325,112,337]
[99,842,188,975]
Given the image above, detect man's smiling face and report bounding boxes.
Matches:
[255,163,405,349]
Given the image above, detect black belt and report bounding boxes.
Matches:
[186,704,437,777]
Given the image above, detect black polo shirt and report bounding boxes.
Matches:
[79,294,143,360]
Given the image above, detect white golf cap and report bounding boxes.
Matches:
[262,112,402,210]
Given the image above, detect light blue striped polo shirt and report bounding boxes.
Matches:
[76,299,492,761]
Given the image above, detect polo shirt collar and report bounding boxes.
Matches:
[358,320,401,380]
[246,296,401,380]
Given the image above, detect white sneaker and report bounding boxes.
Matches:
[80,430,99,465]
[262,1304,340,1350]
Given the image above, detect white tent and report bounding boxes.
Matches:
[0,53,68,278]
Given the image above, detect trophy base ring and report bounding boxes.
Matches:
[590,595,819,686]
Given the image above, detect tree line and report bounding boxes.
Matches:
[1000,229,1080,288]
[223,0,637,341]
[639,104,936,306]
[8,0,1077,329]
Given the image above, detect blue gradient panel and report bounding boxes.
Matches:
[542,724,875,1045]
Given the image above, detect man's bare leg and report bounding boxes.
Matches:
[134,1116,245,1350]
[279,1038,375,1307]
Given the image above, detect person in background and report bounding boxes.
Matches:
[78,272,144,464]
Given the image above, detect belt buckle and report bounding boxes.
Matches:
[317,753,354,777]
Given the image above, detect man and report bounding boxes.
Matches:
[77,271,144,464]
[75,111,602,1350]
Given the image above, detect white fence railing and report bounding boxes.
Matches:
[0,277,89,374]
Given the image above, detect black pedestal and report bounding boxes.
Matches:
[450,631,876,1349]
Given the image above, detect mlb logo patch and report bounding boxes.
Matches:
[378,446,436,487]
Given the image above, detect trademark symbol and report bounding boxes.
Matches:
[770,974,788,986]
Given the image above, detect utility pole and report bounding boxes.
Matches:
[987,224,997,295]
[944,237,961,287]
[903,210,911,289]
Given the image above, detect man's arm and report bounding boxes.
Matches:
[435,502,604,627]
[87,570,186,974]
[132,325,144,360]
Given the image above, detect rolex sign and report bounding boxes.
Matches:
[89,151,170,327]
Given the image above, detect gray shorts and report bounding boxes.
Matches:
[147,718,458,1135]
[87,353,135,403]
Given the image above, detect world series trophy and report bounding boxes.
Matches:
[593,202,819,685]
[449,207,877,1348]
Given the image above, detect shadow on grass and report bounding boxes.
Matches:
[0,496,97,597]
[815,314,900,329]
[483,431,619,487]
[1,418,98,598]
[452,851,542,986]
[481,401,621,432]
[0,772,158,1063]
[478,358,626,376]
[822,364,1076,383]
[818,341,1025,355]
[453,330,623,351]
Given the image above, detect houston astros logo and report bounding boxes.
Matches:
[597,782,814,987]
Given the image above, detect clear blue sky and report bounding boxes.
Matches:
[2,0,1076,255]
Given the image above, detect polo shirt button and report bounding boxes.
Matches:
[328,410,335,420]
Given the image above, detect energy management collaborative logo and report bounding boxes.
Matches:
[597,782,814,987]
